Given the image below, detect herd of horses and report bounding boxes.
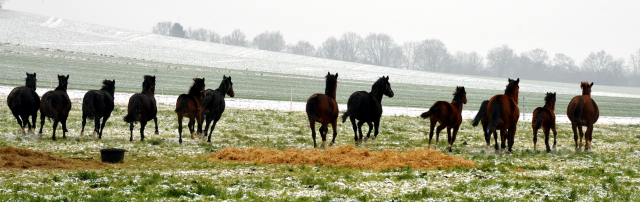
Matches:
[7,72,599,153]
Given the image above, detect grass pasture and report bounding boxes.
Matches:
[1,98,639,201]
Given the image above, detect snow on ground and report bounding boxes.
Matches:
[3,85,639,125]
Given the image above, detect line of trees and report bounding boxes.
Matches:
[152,22,640,87]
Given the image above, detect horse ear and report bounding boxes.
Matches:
[327,71,330,75]
[34,73,36,77]
[516,78,520,83]
[66,75,69,79]
[335,73,338,78]
[590,82,594,87]
[26,72,28,77]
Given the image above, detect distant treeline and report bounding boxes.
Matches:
[152,22,640,87]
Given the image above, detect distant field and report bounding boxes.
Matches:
[2,44,640,117]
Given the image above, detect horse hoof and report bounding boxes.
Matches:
[329,142,334,147]
[447,147,452,152]
[92,131,97,137]
[155,131,159,135]
[355,141,360,146]
[371,137,376,142]
[20,128,26,135]
[364,137,369,142]
[320,142,326,149]
[190,133,195,139]
[485,145,491,151]
[495,150,500,155]
[80,132,84,138]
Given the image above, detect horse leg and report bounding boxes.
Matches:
[38,113,45,138]
[99,115,109,139]
[129,123,134,142]
[329,120,338,147]
[492,130,499,151]
[154,117,159,135]
[500,129,507,152]
[188,118,196,140]
[577,124,584,152]
[93,117,100,137]
[532,126,539,152]
[196,112,203,136]
[51,119,59,141]
[206,119,219,143]
[30,112,37,134]
[435,124,446,150]
[13,114,25,135]
[140,120,147,141]
[448,127,458,152]
[80,114,87,138]
[482,125,491,151]
[452,126,459,150]
[319,124,327,148]
[552,126,558,149]
[349,117,358,145]
[61,116,68,139]
[309,120,317,148]
[203,116,212,138]
[178,114,184,144]
[364,122,373,142]
[571,123,579,152]
[428,120,436,149]
[507,126,516,154]
[356,120,365,145]
[372,120,380,142]
[21,114,31,135]
[544,126,551,153]
[585,124,594,151]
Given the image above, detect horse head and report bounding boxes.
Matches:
[455,86,467,104]
[223,75,234,97]
[56,74,69,91]
[102,79,116,95]
[325,72,338,98]
[505,78,520,103]
[380,76,394,98]
[142,75,156,94]
[544,92,556,109]
[25,72,37,91]
[191,77,206,98]
[580,82,593,96]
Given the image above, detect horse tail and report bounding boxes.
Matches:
[573,99,585,123]
[124,95,142,123]
[175,97,188,113]
[341,96,361,123]
[420,103,441,119]
[83,92,97,120]
[472,100,489,127]
[42,96,58,120]
[533,108,544,129]
[306,95,319,120]
[488,99,502,132]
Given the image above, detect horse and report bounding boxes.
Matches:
[306,72,339,148]
[124,75,159,142]
[532,92,557,153]
[567,82,599,152]
[81,79,115,139]
[7,72,40,135]
[471,100,499,151]
[420,86,467,152]
[486,78,520,154]
[175,78,205,144]
[341,76,394,145]
[38,74,72,140]
[201,75,234,143]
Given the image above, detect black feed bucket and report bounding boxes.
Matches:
[100,148,126,163]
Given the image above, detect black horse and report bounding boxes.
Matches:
[341,76,394,145]
[201,75,234,143]
[81,79,115,139]
[38,74,72,140]
[175,78,206,144]
[124,75,159,142]
[7,72,40,135]
[471,100,499,151]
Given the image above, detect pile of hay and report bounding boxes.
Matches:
[0,147,106,169]
[208,145,476,170]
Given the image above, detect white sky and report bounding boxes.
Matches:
[5,0,640,62]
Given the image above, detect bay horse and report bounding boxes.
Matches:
[175,78,205,144]
[81,80,115,139]
[306,72,339,148]
[124,75,159,142]
[201,75,234,143]
[38,74,72,140]
[7,72,40,135]
[567,82,599,152]
[341,76,394,145]
[532,92,557,153]
[486,78,520,154]
[471,100,499,151]
[420,86,467,152]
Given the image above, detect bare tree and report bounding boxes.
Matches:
[338,32,363,62]
[287,41,316,56]
[317,36,340,59]
[400,41,420,70]
[222,29,248,47]
[0,0,8,9]
[253,31,286,52]
[486,45,517,77]
[362,33,397,66]
[453,51,484,74]
[152,21,173,36]
[582,50,626,85]
[630,48,640,77]
[552,53,578,71]
[582,50,615,73]
[186,28,209,41]
[208,31,221,43]
[525,48,549,65]
[170,23,185,38]
[415,39,451,72]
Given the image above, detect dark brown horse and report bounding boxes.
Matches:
[124,75,159,142]
[420,86,467,152]
[306,72,339,148]
[7,72,40,135]
[175,78,205,144]
[567,82,599,152]
[38,75,72,140]
[342,76,394,145]
[201,75,234,142]
[471,100,499,151]
[486,78,520,153]
[81,79,115,139]
[532,92,557,153]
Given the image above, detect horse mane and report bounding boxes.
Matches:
[580,81,592,96]
[504,80,518,96]
[451,86,465,107]
[25,73,37,91]
[142,75,155,94]
[54,75,68,91]
[324,73,337,99]
[370,76,387,96]
[216,77,231,92]
[544,92,555,106]
[100,80,116,95]
[188,78,205,96]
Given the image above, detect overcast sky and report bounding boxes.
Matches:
[5,0,640,62]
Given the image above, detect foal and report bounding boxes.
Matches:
[420,86,467,152]
[175,78,205,144]
[39,75,72,140]
[567,82,599,152]
[532,92,557,153]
